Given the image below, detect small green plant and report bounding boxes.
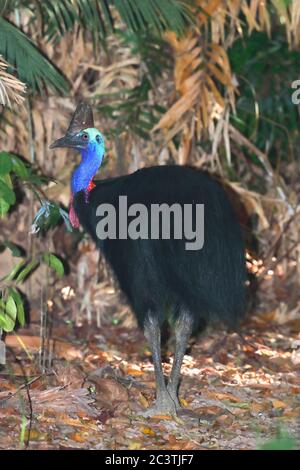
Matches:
[0,151,67,334]
[259,429,296,450]
[0,249,64,333]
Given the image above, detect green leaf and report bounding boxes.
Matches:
[6,295,17,318]
[11,156,29,178]
[4,296,17,332]
[42,253,64,277]
[0,17,69,95]
[31,201,67,232]
[4,259,27,281]
[30,0,193,47]
[0,197,10,217]
[0,312,9,331]
[16,259,39,283]
[0,152,13,175]
[0,178,16,205]
[8,288,25,327]
[0,240,23,257]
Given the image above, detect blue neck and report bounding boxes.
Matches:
[71,144,103,194]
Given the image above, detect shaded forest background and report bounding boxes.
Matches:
[0,0,300,450]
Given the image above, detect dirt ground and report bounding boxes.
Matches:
[0,312,299,450]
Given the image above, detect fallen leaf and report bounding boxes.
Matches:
[168,434,178,445]
[125,365,144,377]
[5,335,83,360]
[215,414,233,424]
[250,402,268,413]
[89,378,128,404]
[206,391,241,403]
[138,393,150,408]
[24,429,48,441]
[271,399,287,409]
[282,408,300,417]
[68,432,86,443]
[179,398,189,407]
[140,426,156,437]
[128,442,142,450]
[149,414,172,421]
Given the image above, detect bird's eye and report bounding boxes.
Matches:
[96,134,102,144]
[82,133,89,141]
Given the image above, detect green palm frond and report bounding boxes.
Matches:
[33,0,194,43]
[0,0,193,98]
[0,17,69,95]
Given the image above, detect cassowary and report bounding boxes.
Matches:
[50,103,246,416]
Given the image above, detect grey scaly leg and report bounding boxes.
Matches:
[143,312,178,416]
[167,310,193,405]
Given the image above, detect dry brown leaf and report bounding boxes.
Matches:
[207,62,230,86]
[68,432,86,443]
[149,414,172,421]
[5,335,83,360]
[140,426,156,437]
[24,429,48,441]
[197,0,223,25]
[206,390,241,403]
[0,56,26,107]
[271,399,287,409]
[282,408,300,418]
[124,365,144,376]
[250,402,269,413]
[215,414,233,424]
[205,75,225,108]
[138,393,150,409]
[89,378,128,404]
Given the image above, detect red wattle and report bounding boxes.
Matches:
[69,194,80,228]
[69,180,95,228]
[87,179,96,192]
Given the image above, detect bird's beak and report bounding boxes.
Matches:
[49,134,84,150]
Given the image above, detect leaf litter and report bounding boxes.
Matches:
[0,313,300,450]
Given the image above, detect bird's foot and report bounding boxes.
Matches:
[166,385,181,409]
[140,391,180,420]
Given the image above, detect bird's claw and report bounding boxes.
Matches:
[139,391,181,421]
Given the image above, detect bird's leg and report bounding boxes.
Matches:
[143,312,178,416]
[167,310,193,406]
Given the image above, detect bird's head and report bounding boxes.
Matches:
[49,102,105,156]
[50,103,105,196]
[50,126,105,154]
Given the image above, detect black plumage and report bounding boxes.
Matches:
[50,104,246,416]
[74,166,246,330]
[74,166,246,414]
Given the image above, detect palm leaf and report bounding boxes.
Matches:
[30,0,194,43]
[0,17,69,95]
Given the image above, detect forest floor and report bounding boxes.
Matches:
[0,311,299,450]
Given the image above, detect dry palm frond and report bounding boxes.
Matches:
[228,181,272,231]
[152,0,299,163]
[288,0,300,47]
[153,31,235,143]
[0,55,26,107]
